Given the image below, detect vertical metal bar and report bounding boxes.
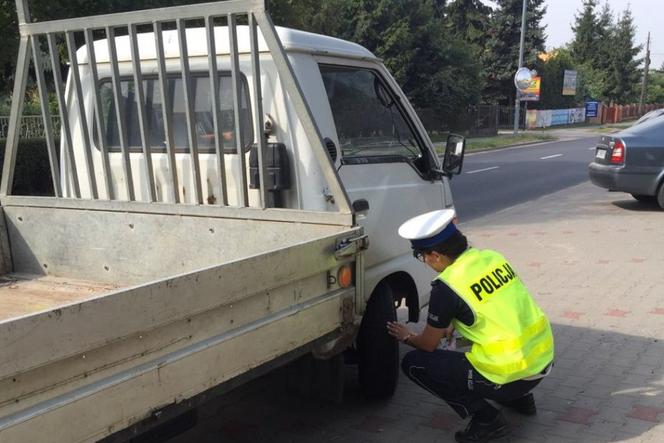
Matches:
[253,11,352,214]
[129,24,157,202]
[30,35,62,197]
[106,25,135,201]
[66,31,98,199]
[154,21,180,203]
[47,32,81,198]
[249,13,268,208]
[0,36,30,196]
[205,15,228,206]
[177,18,203,204]
[85,28,114,200]
[228,13,248,207]
[513,0,527,135]
[15,0,31,25]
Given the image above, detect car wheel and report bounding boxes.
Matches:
[631,193,656,203]
[657,182,664,209]
[357,281,399,399]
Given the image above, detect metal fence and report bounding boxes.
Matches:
[0,115,61,139]
[417,104,527,137]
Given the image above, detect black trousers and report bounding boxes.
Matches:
[402,349,543,419]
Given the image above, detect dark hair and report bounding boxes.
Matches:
[413,230,469,260]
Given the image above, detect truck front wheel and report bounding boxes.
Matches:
[357,281,399,399]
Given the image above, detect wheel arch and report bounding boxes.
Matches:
[381,272,420,323]
[657,170,664,192]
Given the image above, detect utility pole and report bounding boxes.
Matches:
[513,0,528,135]
[639,32,651,115]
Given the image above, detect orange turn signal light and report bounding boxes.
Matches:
[337,264,353,288]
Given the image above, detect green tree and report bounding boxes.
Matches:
[603,8,642,103]
[333,0,481,123]
[575,62,606,101]
[445,0,492,52]
[646,70,664,103]
[269,0,346,36]
[570,0,598,64]
[571,2,612,101]
[482,0,547,104]
[594,2,614,73]
[535,48,578,109]
[0,0,21,95]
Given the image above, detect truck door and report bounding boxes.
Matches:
[319,64,444,275]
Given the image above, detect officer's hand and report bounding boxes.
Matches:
[386,321,413,342]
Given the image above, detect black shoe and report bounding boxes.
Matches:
[498,393,537,416]
[454,412,509,443]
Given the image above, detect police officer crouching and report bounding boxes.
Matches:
[387,209,554,443]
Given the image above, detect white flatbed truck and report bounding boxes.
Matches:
[0,1,466,441]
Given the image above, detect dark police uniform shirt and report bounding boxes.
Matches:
[427,279,474,328]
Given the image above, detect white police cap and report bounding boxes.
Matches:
[398,209,457,249]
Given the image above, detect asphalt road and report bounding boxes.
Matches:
[449,136,600,222]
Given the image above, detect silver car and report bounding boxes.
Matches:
[588,115,664,208]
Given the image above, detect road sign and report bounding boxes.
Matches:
[585,101,599,118]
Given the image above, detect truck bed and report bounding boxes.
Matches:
[0,273,116,322]
[0,202,362,442]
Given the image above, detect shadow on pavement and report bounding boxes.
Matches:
[164,324,663,443]
[611,199,662,212]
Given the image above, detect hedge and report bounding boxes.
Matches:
[0,138,57,196]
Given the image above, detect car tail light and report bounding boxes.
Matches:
[610,139,625,164]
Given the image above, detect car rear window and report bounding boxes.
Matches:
[624,114,664,139]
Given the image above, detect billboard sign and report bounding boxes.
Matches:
[562,70,577,96]
[519,76,541,102]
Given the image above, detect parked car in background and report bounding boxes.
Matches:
[588,116,664,208]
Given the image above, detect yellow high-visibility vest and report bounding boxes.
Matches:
[438,248,554,384]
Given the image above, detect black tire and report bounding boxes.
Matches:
[631,193,656,203]
[357,281,399,399]
[657,182,664,209]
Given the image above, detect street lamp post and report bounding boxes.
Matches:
[513,0,528,135]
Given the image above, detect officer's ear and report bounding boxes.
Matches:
[433,251,454,266]
[429,251,443,262]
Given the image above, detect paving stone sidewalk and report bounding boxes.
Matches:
[171,182,663,443]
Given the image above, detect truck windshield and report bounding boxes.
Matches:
[97,73,253,154]
[320,65,425,161]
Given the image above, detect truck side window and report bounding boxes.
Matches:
[319,65,428,169]
[97,73,253,154]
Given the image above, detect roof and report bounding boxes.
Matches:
[76,26,377,64]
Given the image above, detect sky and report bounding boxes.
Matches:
[483,1,662,69]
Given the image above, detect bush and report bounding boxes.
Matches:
[0,138,57,196]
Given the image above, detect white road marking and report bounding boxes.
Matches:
[466,166,499,174]
[588,147,596,150]
[540,154,563,160]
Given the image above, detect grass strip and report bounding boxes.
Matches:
[433,133,556,154]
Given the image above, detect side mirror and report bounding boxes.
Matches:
[442,133,465,176]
